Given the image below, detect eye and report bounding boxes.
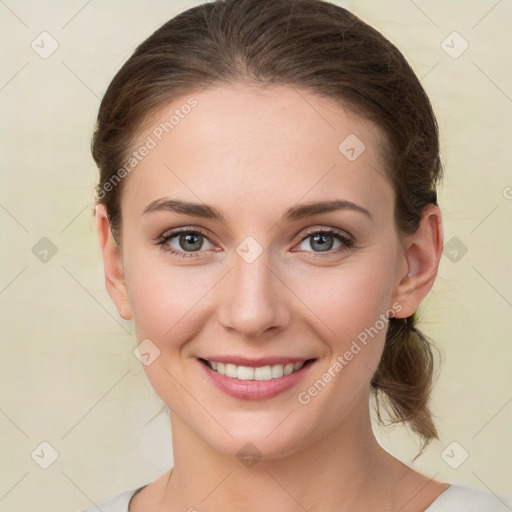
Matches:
[158,228,215,259]
[156,226,354,260]
[294,228,354,257]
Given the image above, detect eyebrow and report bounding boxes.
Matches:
[143,198,373,223]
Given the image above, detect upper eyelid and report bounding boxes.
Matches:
[299,226,352,240]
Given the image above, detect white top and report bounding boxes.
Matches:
[77,483,512,512]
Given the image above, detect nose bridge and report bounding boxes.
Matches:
[218,239,289,337]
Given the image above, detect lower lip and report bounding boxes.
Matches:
[198,359,316,400]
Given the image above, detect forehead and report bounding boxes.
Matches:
[121,84,393,221]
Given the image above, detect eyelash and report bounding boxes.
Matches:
[156,226,354,260]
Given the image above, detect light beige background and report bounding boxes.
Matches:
[0,1,511,511]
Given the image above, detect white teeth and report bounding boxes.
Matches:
[237,366,254,380]
[254,365,272,381]
[206,360,306,380]
[271,365,283,378]
[283,363,294,376]
[225,363,238,378]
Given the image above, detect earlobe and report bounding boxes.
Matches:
[119,303,132,321]
[392,204,443,318]
[95,204,133,321]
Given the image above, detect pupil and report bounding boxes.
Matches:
[312,234,333,252]
[181,233,202,251]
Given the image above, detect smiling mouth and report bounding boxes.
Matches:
[199,358,316,381]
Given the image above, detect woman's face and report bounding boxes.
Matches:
[109,84,411,459]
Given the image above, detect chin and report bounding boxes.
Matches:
[194,412,317,464]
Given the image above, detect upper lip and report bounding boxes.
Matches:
[199,356,315,367]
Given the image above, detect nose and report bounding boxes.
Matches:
[217,248,292,339]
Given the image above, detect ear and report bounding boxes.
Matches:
[391,204,443,318]
[95,204,132,321]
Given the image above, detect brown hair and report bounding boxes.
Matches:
[92,0,442,456]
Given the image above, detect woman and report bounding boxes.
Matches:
[81,0,512,510]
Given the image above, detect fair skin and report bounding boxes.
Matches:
[96,84,446,511]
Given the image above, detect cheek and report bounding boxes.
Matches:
[291,260,396,427]
[128,264,215,341]
[290,251,399,407]
[123,256,213,407]
[292,259,395,347]
[122,238,209,340]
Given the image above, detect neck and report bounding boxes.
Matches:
[161,394,407,511]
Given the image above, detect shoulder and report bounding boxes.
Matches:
[425,484,512,512]
[76,485,147,512]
